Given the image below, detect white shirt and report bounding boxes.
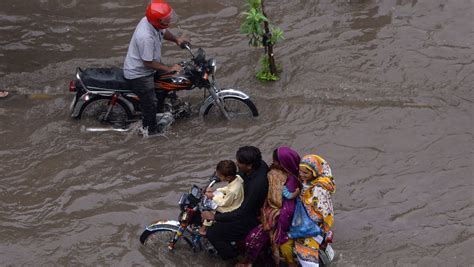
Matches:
[123,17,165,79]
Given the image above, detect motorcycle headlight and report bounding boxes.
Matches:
[209,58,217,75]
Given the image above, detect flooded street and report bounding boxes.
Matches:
[0,0,472,266]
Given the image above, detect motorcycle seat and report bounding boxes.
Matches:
[80,68,131,91]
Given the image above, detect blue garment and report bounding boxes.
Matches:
[282,185,293,199]
[288,198,321,239]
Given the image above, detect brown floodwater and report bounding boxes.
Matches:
[0,0,472,266]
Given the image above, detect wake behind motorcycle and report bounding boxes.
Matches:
[68,42,258,128]
[139,176,335,265]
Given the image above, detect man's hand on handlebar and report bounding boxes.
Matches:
[201,211,215,221]
[175,37,189,48]
[169,64,182,73]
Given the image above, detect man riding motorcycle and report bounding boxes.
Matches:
[124,0,187,135]
[201,146,269,262]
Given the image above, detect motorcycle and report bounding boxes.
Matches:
[139,175,222,255]
[139,176,335,266]
[68,42,258,128]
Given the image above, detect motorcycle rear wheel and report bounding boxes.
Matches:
[203,96,258,119]
[79,97,132,127]
[140,224,195,252]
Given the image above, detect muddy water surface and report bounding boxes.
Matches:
[0,0,472,266]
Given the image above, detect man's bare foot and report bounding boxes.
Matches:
[0,91,9,98]
[235,255,252,267]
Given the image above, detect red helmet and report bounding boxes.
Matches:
[146,0,173,29]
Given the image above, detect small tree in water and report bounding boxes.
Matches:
[240,0,284,81]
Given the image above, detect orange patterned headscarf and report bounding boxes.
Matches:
[299,154,336,194]
[299,154,332,178]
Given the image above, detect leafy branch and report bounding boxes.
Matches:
[240,0,284,81]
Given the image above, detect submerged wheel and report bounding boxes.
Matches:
[203,96,258,119]
[79,96,132,126]
[140,224,194,252]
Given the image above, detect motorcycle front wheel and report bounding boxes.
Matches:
[202,96,258,119]
[140,224,195,252]
[79,96,133,127]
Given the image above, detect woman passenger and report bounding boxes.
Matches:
[241,147,300,266]
[293,154,336,267]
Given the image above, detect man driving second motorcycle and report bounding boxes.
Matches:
[124,0,187,135]
[202,146,269,262]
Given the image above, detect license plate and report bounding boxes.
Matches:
[69,95,77,112]
[325,244,335,261]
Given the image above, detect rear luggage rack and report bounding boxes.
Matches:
[76,67,88,91]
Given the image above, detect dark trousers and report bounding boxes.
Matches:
[130,75,167,131]
[206,217,259,260]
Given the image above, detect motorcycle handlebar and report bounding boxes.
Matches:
[180,42,194,58]
[207,173,221,189]
[180,42,191,50]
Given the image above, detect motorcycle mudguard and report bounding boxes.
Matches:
[70,93,135,118]
[70,94,86,118]
[145,220,180,231]
[319,244,335,265]
[139,220,180,244]
[199,89,250,116]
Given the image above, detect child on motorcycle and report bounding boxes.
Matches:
[199,160,244,236]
